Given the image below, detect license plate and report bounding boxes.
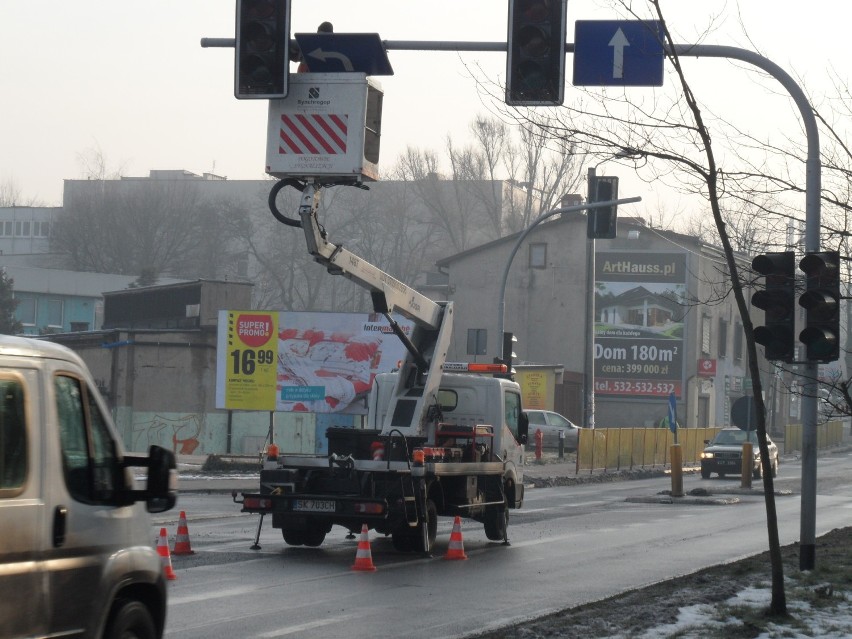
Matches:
[293,499,336,513]
[719,460,739,467]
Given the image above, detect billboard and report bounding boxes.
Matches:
[594,252,687,399]
[216,311,414,413]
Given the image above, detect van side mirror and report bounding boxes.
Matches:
[121,445,177,513]
[518,412,529,445]
[146,445,178,513]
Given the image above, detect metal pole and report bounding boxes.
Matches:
[585,167,597,429]
[669,43,821,570]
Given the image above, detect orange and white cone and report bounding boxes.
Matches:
[157,527,177,580]
[172,511,195,556]
[351,524,377,572]
[444,516,468,560]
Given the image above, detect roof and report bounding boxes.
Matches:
[0,334,81,364]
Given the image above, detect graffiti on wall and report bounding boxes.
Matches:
[132,413,204,455]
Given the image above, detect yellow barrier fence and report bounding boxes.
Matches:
[784,420,843,454]
[576,427,721,473]
[575,421,845,473]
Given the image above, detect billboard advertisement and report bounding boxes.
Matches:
[594,252,687,399]
[216,311,414,413]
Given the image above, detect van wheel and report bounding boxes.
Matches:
[104,599,156,639]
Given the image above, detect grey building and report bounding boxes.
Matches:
[436,212,771,431]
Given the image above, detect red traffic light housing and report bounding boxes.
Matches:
[235,0,291,99]
[751,251,796,362]
[506,0,568,106]
[798,251,841,362]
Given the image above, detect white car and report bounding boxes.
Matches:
[525,409,581,451]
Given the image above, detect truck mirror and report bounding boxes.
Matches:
[518,412,529,445]
[146,445,178,514]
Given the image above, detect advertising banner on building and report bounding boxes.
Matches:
[594,252,687,399]
[216,311,413,413]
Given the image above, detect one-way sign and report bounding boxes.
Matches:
[573,20,664,87]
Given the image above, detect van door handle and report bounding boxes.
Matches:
[53,506,68,547]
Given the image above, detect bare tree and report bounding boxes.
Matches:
[506,0,790,614]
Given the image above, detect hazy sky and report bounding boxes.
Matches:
[2,0,849,216]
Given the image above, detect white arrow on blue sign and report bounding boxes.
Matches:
[573,20,664,87]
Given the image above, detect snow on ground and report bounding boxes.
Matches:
[630,582,852,639]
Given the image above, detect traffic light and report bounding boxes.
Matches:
[587,175,619,239]
[798,251,841,362]
[751,251,796,362]
[235,0,291,99]
[506,0,568,106]
[494,332,518,379]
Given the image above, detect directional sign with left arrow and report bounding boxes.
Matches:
[294,33,394,76]
[573,20,664,87]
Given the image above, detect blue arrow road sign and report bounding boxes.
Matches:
[573,20,664,87]
[294,33,394,76]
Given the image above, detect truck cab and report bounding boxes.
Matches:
[0,335,177,639]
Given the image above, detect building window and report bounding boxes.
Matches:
[466,328,487,356]
[701,316,711,355]
[734,323,744,361]
[15,297,36,325]
[529,243,547,269]
[37,221,50,237]
[46,299,63,328]
[718,318,728,358]
[2,221,11,237]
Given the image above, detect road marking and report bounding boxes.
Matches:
[257,613,360,637]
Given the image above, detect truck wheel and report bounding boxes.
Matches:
[391,529,414,552]
[302,525,327,547]
[104,599,156,639]
[282,529,306,546]
[484,503,508,541]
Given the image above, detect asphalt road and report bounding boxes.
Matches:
[153,448,852,639]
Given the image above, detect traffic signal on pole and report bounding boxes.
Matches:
[235,0,291,99]
[587,176,619,239]
[798,250,841,362]
[494,332,518,379]
[506,0,568,106]
[751,252,796,362]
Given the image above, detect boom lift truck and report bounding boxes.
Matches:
[234,74,529,554]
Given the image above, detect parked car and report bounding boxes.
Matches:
[525,409,581,451]
[700,427,778,479]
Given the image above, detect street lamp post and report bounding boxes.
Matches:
[497,196,642,375]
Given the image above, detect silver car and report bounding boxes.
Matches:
[525,409,581,451]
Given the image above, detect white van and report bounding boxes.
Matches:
[0,335,177,639]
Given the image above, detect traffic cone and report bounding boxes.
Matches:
[351,524,377,572]
[157,527,177,580]
[444,516,468,560]
[172,511,195,556]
